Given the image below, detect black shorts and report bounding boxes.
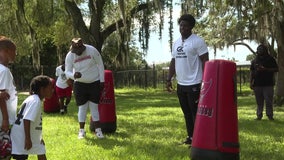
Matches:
[73,80,101,105]
[12,154,28,160]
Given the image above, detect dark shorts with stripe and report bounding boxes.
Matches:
[73,80,101,105]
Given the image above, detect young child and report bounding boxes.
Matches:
[11,75,54,160]
[55,60,73,114]
[0,36,17,159]
[0,36,18,133]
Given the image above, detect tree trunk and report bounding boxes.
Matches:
[16,0,41,70]
[275,43,284,106]
[271,0,284,106]
[64,0,100,50]
[276,44,284,97]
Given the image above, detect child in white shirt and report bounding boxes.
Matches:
[11,75,54,160]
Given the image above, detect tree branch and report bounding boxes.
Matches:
[101,3,149,41]
[64,0,92,43]
[232,42,256,55]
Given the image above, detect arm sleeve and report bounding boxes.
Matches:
[23,99,41,122]
[55,67,59,77]
[0,69,12,90]
[171,41,176,59]
[65,53,75,80]
[197,38,209,56]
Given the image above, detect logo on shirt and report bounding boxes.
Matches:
[74,55,91,63]
[177,46,184,52]
[61,73,67,81]
[176,46,187,58]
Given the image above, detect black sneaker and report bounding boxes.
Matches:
[268,117,274,121]
[254,117,262,120]
[64,105,68,113]
[182,137,192,145]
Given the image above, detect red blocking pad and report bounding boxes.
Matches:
[90,70,117,133]
[191,60,239,160]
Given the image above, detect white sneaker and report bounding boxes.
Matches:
[60,109,65,114]
[95,128,104,139]
[78,129,85,139]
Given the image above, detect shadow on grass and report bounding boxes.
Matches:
[82,123,189,160]
[115,89,180,111]
[83,137,189,159]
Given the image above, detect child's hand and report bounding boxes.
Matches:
[166,81,174,92]
[66,79,73,86]
[24,138,32,150]
[74,72,82,79]
[1,120,9,132]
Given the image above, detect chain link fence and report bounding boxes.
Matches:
[11,64,250,92]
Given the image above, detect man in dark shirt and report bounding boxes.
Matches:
[250,44,278,120]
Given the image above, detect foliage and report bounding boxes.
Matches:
[16,87,284,160]
[154,62,170,70]
[246,54,255,61]
[102,32,147,71]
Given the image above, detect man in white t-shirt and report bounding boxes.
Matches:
[65,38,105,139]
[166,14,209,145]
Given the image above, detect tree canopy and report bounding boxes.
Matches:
[1,0,284,98]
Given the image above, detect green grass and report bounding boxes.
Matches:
[17,87,284,160]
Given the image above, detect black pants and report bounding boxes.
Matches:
[177,83,201,138]
[253,86,274,118]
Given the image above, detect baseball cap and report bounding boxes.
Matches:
[71,38,86,55]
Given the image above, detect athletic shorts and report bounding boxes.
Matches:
[55,86,72,98]
[73,80,101,105]
[12,154,28,159]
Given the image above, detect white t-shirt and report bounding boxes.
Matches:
[55,65,69,89]
[11,94,46,155]
[0,64,17,125]
[171,34,208,85]
[65,44,105,83]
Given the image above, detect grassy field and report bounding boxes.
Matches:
[16,86,284,160]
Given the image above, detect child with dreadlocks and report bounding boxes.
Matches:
[11,75,54,160]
